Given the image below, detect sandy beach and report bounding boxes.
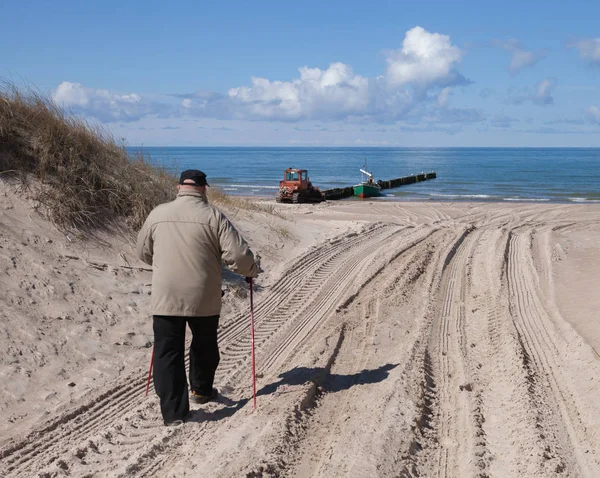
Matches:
[1,180,600,477]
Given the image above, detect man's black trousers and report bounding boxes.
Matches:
[152,315,220,423]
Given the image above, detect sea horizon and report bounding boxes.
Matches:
[130,145,600,149]
[129,146,600,204]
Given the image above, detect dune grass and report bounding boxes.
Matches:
[0,82,283,234]
[0,82,176,231]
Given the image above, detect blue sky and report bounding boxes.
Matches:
[2,0,600,146]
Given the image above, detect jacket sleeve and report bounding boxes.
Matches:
[218,215,259,278]
[136,216,154,266]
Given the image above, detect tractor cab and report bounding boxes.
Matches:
[281,168,310,190]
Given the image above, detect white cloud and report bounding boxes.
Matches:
[586,105,600,124]
[53,27,473,125]
[54,81,90,107]
[385,26,467,89]
[53,81,168,122]
[494,39,546,73]
[227,62,374,121]
[188,26,470,122]
[437,87,451,107]
[510,50,536,72]
[533,78,555,105]
[510,78,556,106]
[572,38,600,64]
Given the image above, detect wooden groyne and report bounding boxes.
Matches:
[322,171,436,200]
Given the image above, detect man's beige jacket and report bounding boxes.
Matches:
[136,190,259,317]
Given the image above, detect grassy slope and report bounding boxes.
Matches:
[0,83,175,232]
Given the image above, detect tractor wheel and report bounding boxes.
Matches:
[292,192,299,204]
[275,192,283,203]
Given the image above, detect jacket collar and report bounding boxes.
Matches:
[177,190,208,203]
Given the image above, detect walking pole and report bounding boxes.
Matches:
[249,278,257,409]
[145,345,154,396]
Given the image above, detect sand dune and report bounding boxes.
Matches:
[1,183,600,477]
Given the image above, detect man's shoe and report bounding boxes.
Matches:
[191,388,218,404]
[164,419,184,427]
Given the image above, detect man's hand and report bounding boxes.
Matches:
[245,277,253,284]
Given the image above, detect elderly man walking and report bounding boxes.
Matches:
[137,169,259,426]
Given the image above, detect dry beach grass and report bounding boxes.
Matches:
[0,82,176,232]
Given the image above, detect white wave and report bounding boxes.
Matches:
[429,193,492,199]
[504,198,550,202]
[569,197,600,203]
[217,183,279,190]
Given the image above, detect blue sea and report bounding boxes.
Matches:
[130,147,600,203]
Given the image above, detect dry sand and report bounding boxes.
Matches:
[1,180,600,477]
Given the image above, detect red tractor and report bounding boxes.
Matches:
[275,168,325,203]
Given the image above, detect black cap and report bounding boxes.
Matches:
[179,169,209,187]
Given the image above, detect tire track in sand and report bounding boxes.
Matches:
[411,224,485,478]
[234,229,445,478]
[291,244,440,478]
[220,224,416,380]
[454,227,564,477]
[127,226,440,477]
[506,230,598,476]
[0,224,399,477]
[1,224,436,477]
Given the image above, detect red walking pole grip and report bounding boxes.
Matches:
[250,278,257,409]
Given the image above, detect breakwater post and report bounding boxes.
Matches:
[322,171,436,200]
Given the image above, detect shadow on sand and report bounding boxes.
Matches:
[257,363,399,397]
[185,363,397,423]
